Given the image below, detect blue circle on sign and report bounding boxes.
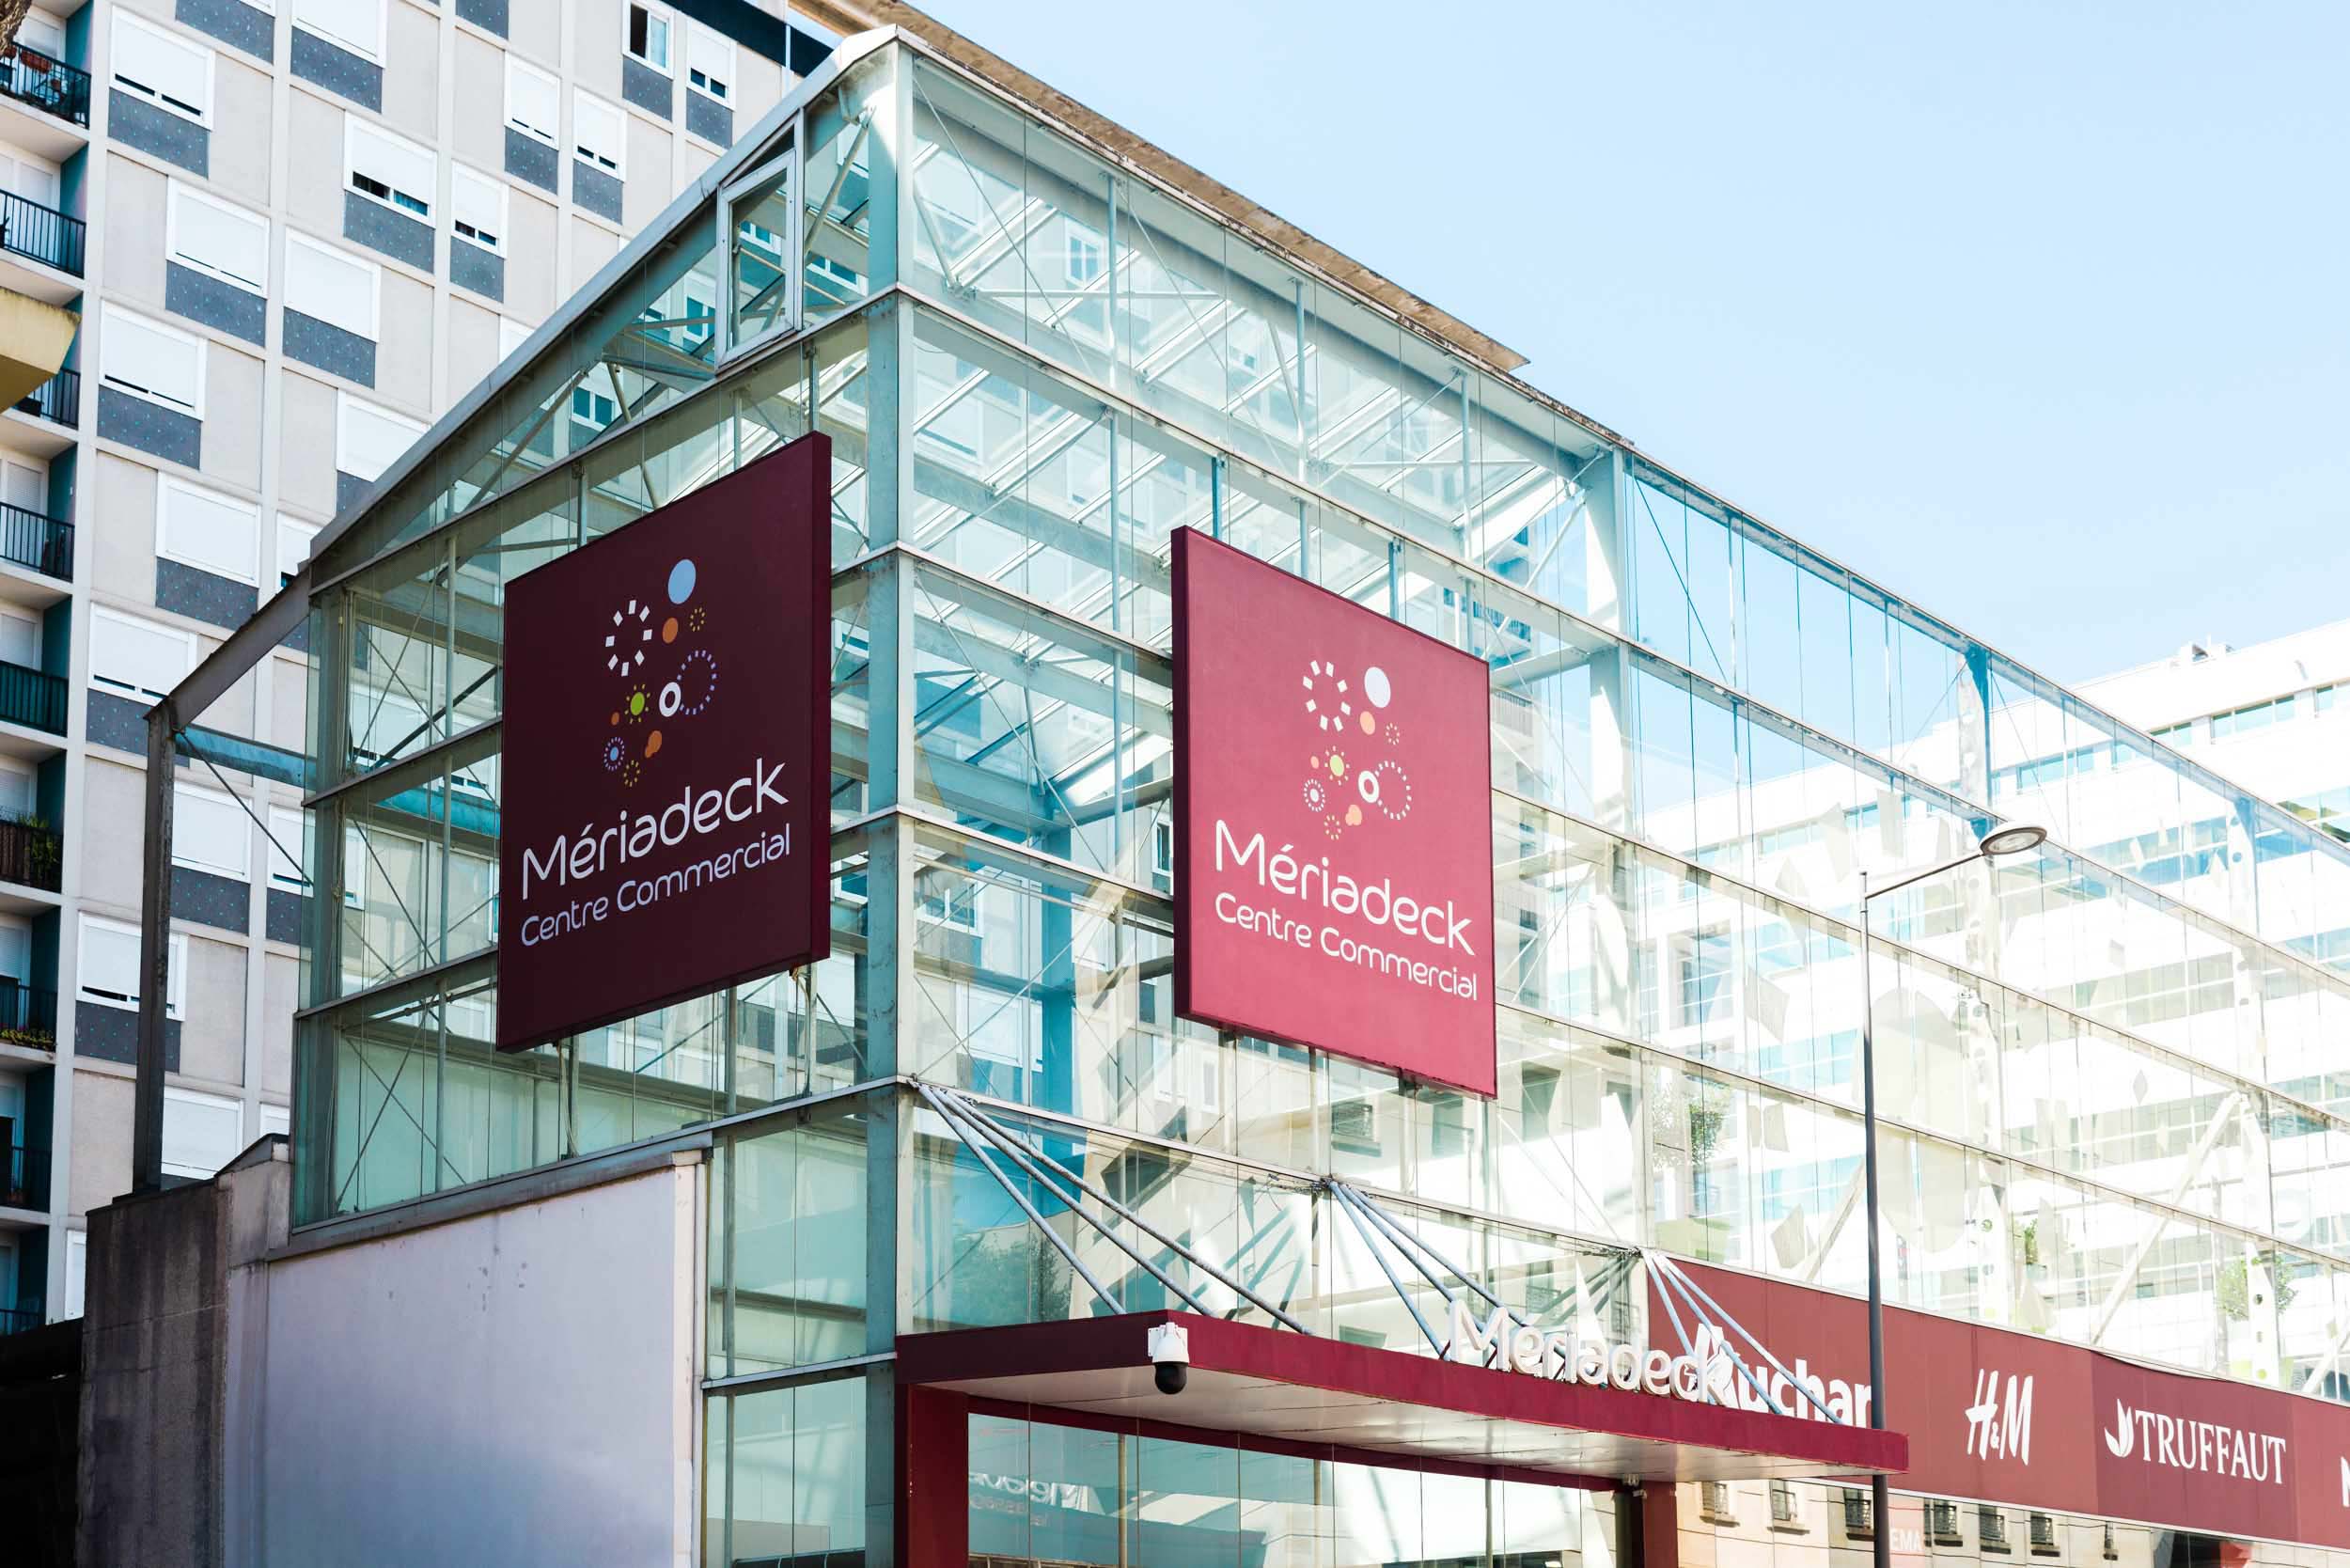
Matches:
[667,558,697,604]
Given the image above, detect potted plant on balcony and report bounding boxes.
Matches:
[20,814,57,888]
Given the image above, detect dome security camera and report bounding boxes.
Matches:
[1147,1322,1190,1396]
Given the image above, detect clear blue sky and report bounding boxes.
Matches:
[912,0,2350,683]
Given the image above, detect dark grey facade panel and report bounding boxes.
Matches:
[77,1005,181,1072]
[171,866,251,934]
[290,27,384,112]
[505,127,557,194]
[97,386,202,471]
[455,0,507,34]
[87,690,161,756]
[573,162,623,224]
[109,91,209,177]
[336,471,371,515]
[622,55,671,119]
[448,239,505,303]
[164,262,266,346]
[283,308,379,386]
[687,90,733,149]
[343,190,433,271]
[155,558,260,632]
[265,888,304,946]
[177,0,274,60]
[278,618,310,655]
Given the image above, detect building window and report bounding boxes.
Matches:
[688,24,733,100]
[162,1087,243,1181]
[77,915,185,1017]
[1768,1481,1802,1529]
[166,182,269,294]
[451,165,507,253]
[506,55,560,145]
[173,783,252,880]
[102,306,207,417]
[1925,1500,1962,1545]
[292,0,384,61]
[157,476,260,586]
[276,516,319,593]
[113,11,213,123]
[335,392,426,484]
[1066,223,1103,287]
[347,120,435,220]
[624,2,672,71]
[573,91,625,175]
[2029,1513,2060,1555]
[570,385,617,437]
[1699,1482,1736,1525]
[284,232,382,340]
[1979,1506,2010,1552]
[91,609,196,701]
[2102,1524,2117,1560]
[2210,694,2294,740]
[1841,1488,1872,1538]
[267,806,307,890]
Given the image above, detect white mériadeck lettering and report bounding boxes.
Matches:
[1449,1300,1709,1401]
[1966,1370,2034,1466]
[1214,819,1478,955]
[520,758,790,901]
[2100,1398,2286,1485]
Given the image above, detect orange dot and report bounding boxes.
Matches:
[1344,805,1362,827]
[662,617,679,644]
[644,729,663,758]
[609,712,619,726]
[1358,710,1375,735]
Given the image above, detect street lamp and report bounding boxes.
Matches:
[1857,823,2046,1568]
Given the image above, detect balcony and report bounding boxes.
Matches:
[2,1139,48,1208]
[0,501,70,583]
[0,817,60,892]
[0,43,90,131]
[0,188,84,277]
[0,661,64,737]
[9,365,75,430]
[0,981,55,1047]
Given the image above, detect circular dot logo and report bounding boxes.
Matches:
[667,558,697,604]
[602,736,625,772]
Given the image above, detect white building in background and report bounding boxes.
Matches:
[2085,622,2350,860]
[0,0,846,1335]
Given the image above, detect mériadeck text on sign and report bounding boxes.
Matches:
[1211,820,1480,997]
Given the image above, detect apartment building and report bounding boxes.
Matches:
[0,0,842,1337]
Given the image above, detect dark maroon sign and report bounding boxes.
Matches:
[1172,529,1496,1096]
[495,434,832,1050]
[1660,1261,2350,1546]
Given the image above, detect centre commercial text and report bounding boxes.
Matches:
[1449,1300,1872,1421]
[513,758,794,948]
[1211,821,1481,1000]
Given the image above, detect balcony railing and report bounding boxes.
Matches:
[0,1300,45,1336]
[11,366,75,428]
[0,816,60,891]
[2,1141,48,1208]
[0,660,65,736]
[0,501,70,581]
[0,186,85,275]
[0,981,55,1047]
[0,43,90,129]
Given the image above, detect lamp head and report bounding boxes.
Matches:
[1978,824,2048,859]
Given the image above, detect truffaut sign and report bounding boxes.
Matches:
[1172,529,1496,1096]
[494,434,832,1051]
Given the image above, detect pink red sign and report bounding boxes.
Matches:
[1171,530,1496,1097]
[495,434,833,1050]
[1662,1261,2350,1546]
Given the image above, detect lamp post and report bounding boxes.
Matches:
[1858,823,2046,1568]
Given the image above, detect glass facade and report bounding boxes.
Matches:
[274,30,2350,1565]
